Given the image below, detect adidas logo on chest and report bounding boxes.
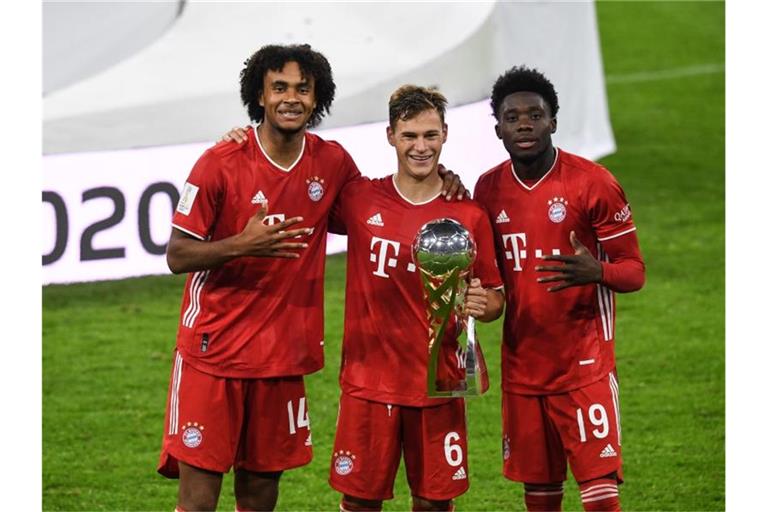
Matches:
[367,213,384,227]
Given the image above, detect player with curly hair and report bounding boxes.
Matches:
[475,66,645,511]
[158,44,464,512]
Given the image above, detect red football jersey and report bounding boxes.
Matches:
[474,148,639,394]
[171,128,360,378]
[332,176,503,407]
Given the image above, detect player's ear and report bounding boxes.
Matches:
[495,122,502,139]
[442,123,448,143]
[386,125,396,147]
[551,118,557,134]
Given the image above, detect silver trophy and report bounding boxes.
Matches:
[413,218,489,397]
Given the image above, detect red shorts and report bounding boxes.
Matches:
[328,393,469,501]
[157,351,312,477]
[502,370,623,484]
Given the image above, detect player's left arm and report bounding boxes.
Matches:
[437,164,468,201]
[535,230,645,293]
[536,168,645,293]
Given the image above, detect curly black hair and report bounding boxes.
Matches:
[239,44,335,128]
[490,66,559,120]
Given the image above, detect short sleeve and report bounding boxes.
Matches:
[329,149,363,235]
[471,209,504,290]
[588,167,637,242]
[171,149,224,240]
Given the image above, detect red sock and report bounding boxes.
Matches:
[579,478,620,511]
[524,484,563,511]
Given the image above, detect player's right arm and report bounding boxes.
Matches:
[167,202,311,274]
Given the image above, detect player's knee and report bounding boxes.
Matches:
[340,494,383,511]
[411,495,454,511]
[234,470,282,510]
[177,462,222,511]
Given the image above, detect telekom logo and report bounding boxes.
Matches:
[501,232,560,271]
[370,237,400,278]
[263,214,286,226]
[369,236,418,278]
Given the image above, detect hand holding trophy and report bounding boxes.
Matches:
[413,218,490,397]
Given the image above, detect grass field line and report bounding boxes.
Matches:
[606,63,724,84]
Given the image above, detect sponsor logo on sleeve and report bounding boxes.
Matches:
[614,204,632,223]
[177,182,199,216]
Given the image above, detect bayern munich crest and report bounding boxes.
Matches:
[547,197,568,223]
[181,422,204,448]
[306,176,325,202]
[503,435,511,460]
[333,450,356,475]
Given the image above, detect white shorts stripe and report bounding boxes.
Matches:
[169,352,183,435]
[609,372,622,445]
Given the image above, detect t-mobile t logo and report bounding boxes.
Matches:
[370,237,401,278]
[263,214,286,226]
[501,233,527,271]
[501,232,561,271]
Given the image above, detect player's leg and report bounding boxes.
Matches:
[157,351,245,511]
[329,394,403,511]
[502,392,567,511]
[177,461,223,510]
[577,472,620,512]
[401,399,469,511]
[233,470,282,511]
[234,376,313,511]
[545,371,623,512]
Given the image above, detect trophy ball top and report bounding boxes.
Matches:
[413,218,476,275]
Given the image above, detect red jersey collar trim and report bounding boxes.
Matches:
[390,174,442,205]
[510,147,560,191]
[253,124,306,173]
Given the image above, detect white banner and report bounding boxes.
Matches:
[42,99,612,285]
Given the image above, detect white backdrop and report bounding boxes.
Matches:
[42,1,614,284]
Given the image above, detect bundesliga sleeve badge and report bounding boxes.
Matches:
[306,176,325,202]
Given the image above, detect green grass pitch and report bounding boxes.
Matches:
[43,2,724,510]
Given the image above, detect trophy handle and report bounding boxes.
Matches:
[465,315,490,395]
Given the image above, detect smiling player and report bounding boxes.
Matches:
[474,66,645,511]
[327,85,504,512]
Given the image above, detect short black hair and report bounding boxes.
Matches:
[388,85,448,128]
[490,66,559,120]
[239,44,335,128]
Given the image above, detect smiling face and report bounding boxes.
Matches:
[495,91,557,164]
[387,109,447,180]
[259,61,317,134]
